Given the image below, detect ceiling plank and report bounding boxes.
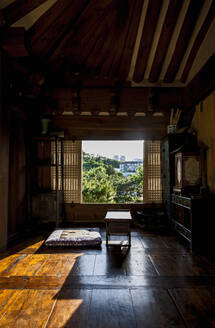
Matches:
[108,0,137,79]
[2,0,47,26]
[50,0,109,60]
[133,0,163,83]
[29,0,72,47]
[29,0,88,57]
[181,0,215,83]
[148,0,183,83]
[117,0,143,81]
[85,12,118,73]
[164,0,205,83]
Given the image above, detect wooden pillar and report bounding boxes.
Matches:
[0,51,9,250]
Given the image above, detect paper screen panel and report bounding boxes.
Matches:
[51,141,82,203]
[143,141,162,203]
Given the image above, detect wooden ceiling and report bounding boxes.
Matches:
[1,0,215,139]
[1,0,215,86]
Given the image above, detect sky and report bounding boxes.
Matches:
[82,140,144,161]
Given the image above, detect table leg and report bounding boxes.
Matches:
[106,223,109,246]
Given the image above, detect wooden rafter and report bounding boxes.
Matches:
[29,0,88,58]
[117,0,143,80]
[2,0,47,26]
[181,0,215,83]
[164,0,205,83]
[148,0,183,83]
[133,0,163,83]
[50,0,102,60]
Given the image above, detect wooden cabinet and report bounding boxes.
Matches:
[161,134,185,220]
[171,194,205,250]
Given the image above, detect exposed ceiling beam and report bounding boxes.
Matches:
[53,115,168,140]
[128,0,149,81]
[148,0,183,83]
[163,0,205,82]
[133,0,163,83]
[159,0,190,81]
[117,0,143,80]
[144,0,170,80]
[180,0,215,83]
[2,0,47,25]
[176,0,213,82]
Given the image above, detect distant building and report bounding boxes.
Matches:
[120,155,126,162]
[113,155,119,161]
[120,160,143,177]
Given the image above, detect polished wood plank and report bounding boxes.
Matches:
[124,251,157,276]
[94,254,126,276]
[131,288,185,327]
[169,287,215,327]
[36,254,79,277]
[47,289,91,328]
[0,254,26,276]
[67,255,96,276]
[149,253,215,276]
[7,254,47,276]
[140,236,167,249]
[88,289,136,328]
[0,289,57,327]
[0,290,22,320]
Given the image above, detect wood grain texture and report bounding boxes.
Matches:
[88,289,136,328]
[2,0,47,26]
[164,0,205,82]
[149,0,183,82]
[30,0,88,57]
[169,287,215,327]
[149,253,215,276]
[0,290,22,321]
[124,251,157,276]
[133,0,163,83]
[131,288,185,328]
[0,289,57,327]
[46,289,91,328]
[118,0,143,80]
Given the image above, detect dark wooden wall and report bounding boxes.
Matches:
[0,51,28,246]
[8,113,27,238]
[0,51,10,249]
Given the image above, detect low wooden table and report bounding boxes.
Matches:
[104,210,132,247]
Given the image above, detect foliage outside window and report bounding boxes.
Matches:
[82,152,143,203]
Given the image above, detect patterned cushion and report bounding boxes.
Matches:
[45,228,102,247]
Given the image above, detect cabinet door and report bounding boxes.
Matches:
[161,140,171,218]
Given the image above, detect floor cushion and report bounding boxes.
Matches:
[45,227,102,247]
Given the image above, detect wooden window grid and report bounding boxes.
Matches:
[143,141,162,203]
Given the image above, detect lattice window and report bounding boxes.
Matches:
[51,140,82,203]
[143,141,162,203]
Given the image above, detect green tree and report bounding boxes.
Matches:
[82,152,143,203]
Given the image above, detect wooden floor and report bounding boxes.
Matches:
[0,228,215,327]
